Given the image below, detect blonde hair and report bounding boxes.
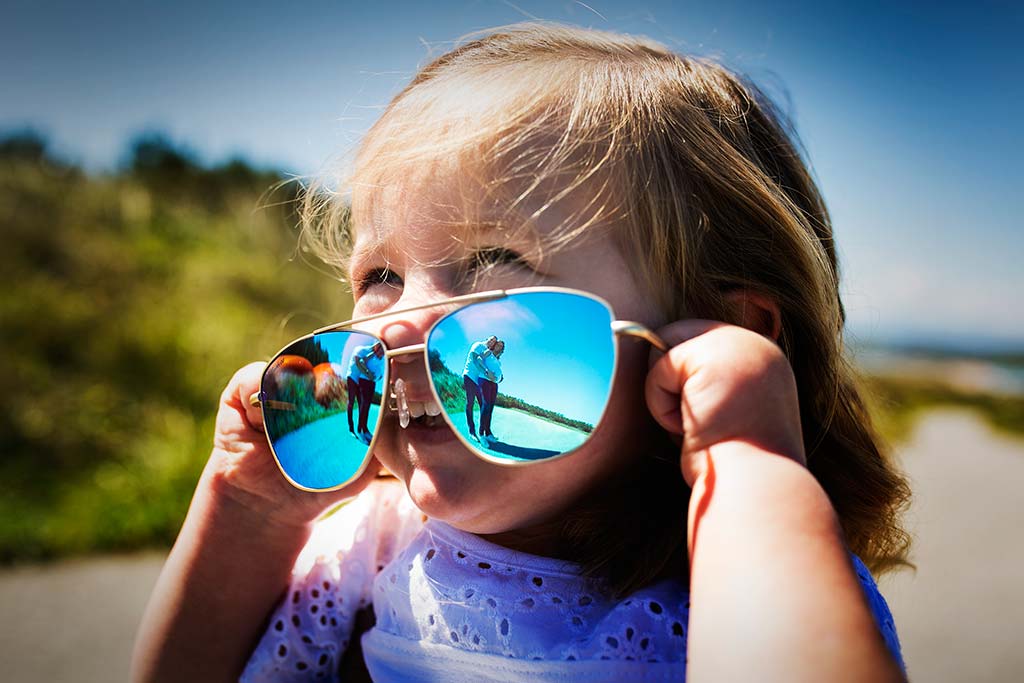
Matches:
[301,22,913,594]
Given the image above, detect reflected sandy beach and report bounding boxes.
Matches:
[449,404,590,460]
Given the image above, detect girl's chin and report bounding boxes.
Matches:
[377,431,527,532]
[404,466,516,533]
[405,466,473,521]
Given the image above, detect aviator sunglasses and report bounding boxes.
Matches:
[250,287,668,491]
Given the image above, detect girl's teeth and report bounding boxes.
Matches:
[399,399,442,423]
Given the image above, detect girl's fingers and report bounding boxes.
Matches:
[644,319,727,435]
[650,318,730,355]
[220,361,268,433]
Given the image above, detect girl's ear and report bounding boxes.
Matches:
[722,289,782,341]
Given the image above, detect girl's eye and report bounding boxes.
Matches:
[470,247,531,272]
[353,266,402,295]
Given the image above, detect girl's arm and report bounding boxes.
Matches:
[645,320,905,682]
[132,362,380,683]
[131,468,313,683]
[684,441,904,682]
[472,350,492,379]
[354,353,373,379]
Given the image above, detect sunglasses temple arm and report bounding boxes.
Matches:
[611,321,670,353]
[247,392,297,411]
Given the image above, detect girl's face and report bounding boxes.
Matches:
[347,171,666,537]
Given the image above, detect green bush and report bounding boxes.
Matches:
[263,373,350,439]
[0,132,353,563]
[864,375,1024,444]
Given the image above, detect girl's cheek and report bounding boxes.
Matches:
[604,347,660,439]
[352,286,402,317]
[371,431,404,474]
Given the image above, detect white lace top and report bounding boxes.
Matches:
[240,479,905,682]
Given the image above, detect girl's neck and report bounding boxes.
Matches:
[475,520,570,559]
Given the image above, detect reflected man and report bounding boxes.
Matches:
[462,335,498,441]
[346,341,385,442]
[478,340,504,444]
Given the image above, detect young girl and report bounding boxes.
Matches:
[132,23,912,682]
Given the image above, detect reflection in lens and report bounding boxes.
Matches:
[262,331,385,489]
[427,292,615,462]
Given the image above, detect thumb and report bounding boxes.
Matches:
[644,319,727,435]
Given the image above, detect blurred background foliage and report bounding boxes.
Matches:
[865,375,1024,446]
[0,130,352,563]
[0,129,1020,565]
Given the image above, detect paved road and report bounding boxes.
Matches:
[0,408,1021,682]
[878,409,1024,682]
[0,551,165,683]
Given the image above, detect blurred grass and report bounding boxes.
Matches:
[0,131,352,563]
[1,130,1021,564]
[864,375,1024,445]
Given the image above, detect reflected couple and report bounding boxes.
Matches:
[261,331,386,490]
[461,334,505,446]
[346,341,385,444]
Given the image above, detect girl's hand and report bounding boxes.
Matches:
[208,361,383,529]
[644,320,805,487]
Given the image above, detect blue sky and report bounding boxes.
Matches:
[4,1,1021,350]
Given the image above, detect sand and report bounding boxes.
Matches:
[0,408,1020,682]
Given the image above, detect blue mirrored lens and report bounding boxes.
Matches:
[427,291,615,462]
[262,331,385,489]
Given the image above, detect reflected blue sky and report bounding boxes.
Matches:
[429,292,616,424]
[318,331,383,381]
[3,1,1020,349]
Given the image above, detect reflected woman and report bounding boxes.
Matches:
[478,340,504,445]
[346,341,384,443]
[462,335,498,441]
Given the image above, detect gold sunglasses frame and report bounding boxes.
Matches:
[250,286,668,492]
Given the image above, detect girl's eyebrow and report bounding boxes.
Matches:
[468,246,533,267]
[347,228,392,265]
[346,215,544,274]
[348,240,377,264]
[346,239,391,284]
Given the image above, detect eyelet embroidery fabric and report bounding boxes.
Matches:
[240,480,905,682]
[365,520,690,666]
[239,480,424,681]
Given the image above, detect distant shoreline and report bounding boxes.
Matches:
[497,404,591,434]
[856,349,1024,397]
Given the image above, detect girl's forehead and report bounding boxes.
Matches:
[347,84,622,260]
[345,60,626,260]
[349,165,548,257]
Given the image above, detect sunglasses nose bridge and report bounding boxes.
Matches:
[385,343,427,359]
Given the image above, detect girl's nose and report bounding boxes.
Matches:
[354,270,455,358]
[375,288,452,361]
[379,318,430,363]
